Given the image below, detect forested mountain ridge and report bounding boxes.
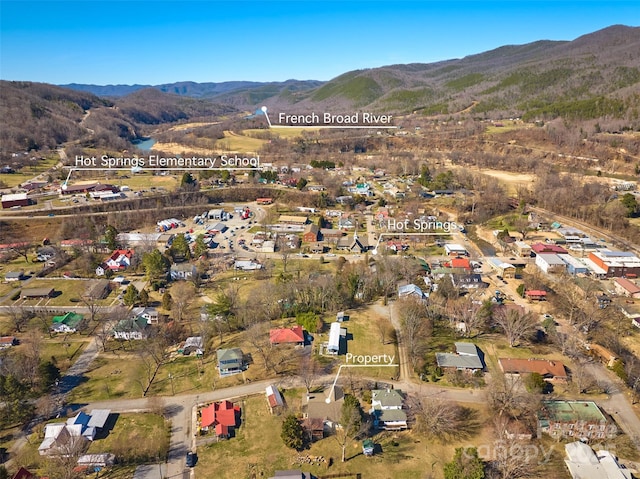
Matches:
[60,25,640,123]
[0,83,237,158]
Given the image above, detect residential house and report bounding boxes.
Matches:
[170,263,197,280]
[387,240,409,253]
[514,241,532,257]
[112,316,149,340]
[613,277,640,298]
[337,217,356,229]
[5,270,25,281]
[335,195,354,205]
[130,306,159,324]
[234,260,262,271]
[436,342,484,372]
[586,344,618,368]
[446,257,472,272]
[200,401,241,438]
[451,273,488,290]
[525,290,548,301]
[371,389,407,430]
[302,224,320,243]
[51,312,84,333]
[304,386,345,437]
[270,326,305,346]
[38,409,110,456]
[38,423,88,456]
[498,358,568,381]
[0,336,18,349]
[564,441,633,479]
[265,384,285,413]
[217,348,245,376]
[96,249,134,276]
[180,336,203,356]
[537,400,618,441]
[348,183,372,196]
[397,283,428,301]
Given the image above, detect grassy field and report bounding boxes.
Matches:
[215,131,267,152]
[0,157,60,188]
[484,120,528,135]
[66,351,148,402]
[194,394,528,479]
[86,412,170,462]
[330,305,400,380]
[243,127,321,139]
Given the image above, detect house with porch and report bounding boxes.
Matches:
[370,389,407,430]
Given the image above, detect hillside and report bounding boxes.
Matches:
[62,79,324,102]
[59,25,640,124]
[0,81,112,155]
[283,25,640,122]
[0,83,239,162]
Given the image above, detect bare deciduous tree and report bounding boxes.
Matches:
[493,308,537,347]
[170,281,196,322]
[397,297,432,370]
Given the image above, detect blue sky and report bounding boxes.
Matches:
[1,1,638,85]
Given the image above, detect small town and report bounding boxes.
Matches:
[1,4,640,479]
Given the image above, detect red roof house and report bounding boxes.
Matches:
[269,325,305,345]
[498,358,568,380]
[200,400,241,437]
[446,257,472,271]
[525,290,547,301]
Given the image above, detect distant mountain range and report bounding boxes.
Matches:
[2,25,639,159]
[61,25,640,118]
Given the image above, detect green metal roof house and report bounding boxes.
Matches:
[51,312,84,333]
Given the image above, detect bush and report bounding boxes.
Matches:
[10,290,21,301]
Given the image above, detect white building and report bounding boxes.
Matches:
[564,441,632,479]
[444,244,468,256]
[535,253,567,274]
[327,322,343,355]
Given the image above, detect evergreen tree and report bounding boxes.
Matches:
[104,225,119,250]
[139,288,150,307]
[123,284,139,306]
[193,235,208,258]
[281,414,305,450]
[170,234,192,261]
[443,447,485,479]
[143,249,169,281]
[162,291,173,311]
